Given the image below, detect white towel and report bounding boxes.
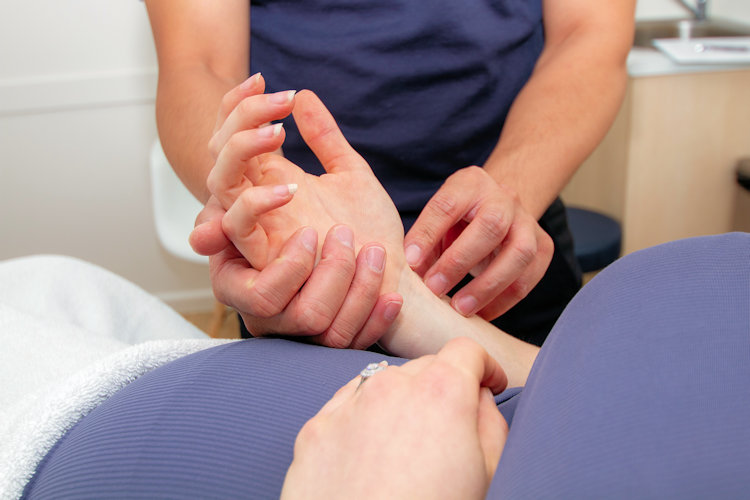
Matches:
[0,255,234,499]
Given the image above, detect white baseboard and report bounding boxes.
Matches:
[156,288,216,314]
[0,67,157,116]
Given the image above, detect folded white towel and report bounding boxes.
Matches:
[0,255,233,499]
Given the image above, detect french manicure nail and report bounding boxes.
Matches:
[273,183,297,197]
[405,244,421,266]
[425,273,450,296]
[455,295,478,316]
[258,123,283,138]
[365,246,385,273]
[334,225,354,248]
[269,90,296,104]
[240,72,261,90]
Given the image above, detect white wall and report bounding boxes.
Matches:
[1,0,749,312]
[0,0,212,311]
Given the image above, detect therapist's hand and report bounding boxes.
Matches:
[191,199,402,349]
[404,166,553,320]
[281,337,508,500]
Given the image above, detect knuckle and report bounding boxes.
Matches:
[321,325,354,349]
[300,301,335,334]
[428,192,461,220]
[476,208,508,242]
[511,240,538,268]
[247,282,286,317]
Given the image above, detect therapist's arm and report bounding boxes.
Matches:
[144,0,249,203]
[403,0,635,320]
[483,0,635,216]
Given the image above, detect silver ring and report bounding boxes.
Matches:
[358,360,388,388]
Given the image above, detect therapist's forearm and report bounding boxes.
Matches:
[155,67,242,203]
[483,31,631,219]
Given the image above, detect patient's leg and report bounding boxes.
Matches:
[490,233,750,498]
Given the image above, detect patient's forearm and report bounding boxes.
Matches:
[381,269,539,387]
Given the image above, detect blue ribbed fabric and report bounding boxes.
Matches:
[489,233,750,498]
[25,234,750,498]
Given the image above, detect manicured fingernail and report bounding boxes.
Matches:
[240,72,261,90]
[301,227,317,254]
[269,90,296,104]
[405,244,421,266]
[383,300,402,322]
[258,123,283,138]
[455,295,478,316]
[365,246,385,273]
[273,183,297,197]
[425,273,450,296]
[334,225,354,248]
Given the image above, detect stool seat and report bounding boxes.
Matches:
[566,207,622,273]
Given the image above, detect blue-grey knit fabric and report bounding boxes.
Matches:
[489,232,750,498]
[24,234,750,498]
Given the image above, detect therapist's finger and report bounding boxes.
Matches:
[210,89,296,159]
[454,218,552,319]
[190,197,231,256]
[292,90,372,175]
[206,124,286,209]
[214,227,317,318]
[222,183,298,269]
[350,293,403,351]
[311,244,392,349]
[281,225,358,335]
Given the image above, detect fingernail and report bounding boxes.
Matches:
[455,295,478,316]
[383,300,402,322]
[269,90,296,104]
[258,123,283,138]
[273,183,297,197]
[240,72,261,90]
[425,273,450,296]
[365,246,385,273]
[301,227,317,254]
[405,244,421,266]
[334,225,354,248]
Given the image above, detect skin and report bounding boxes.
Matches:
[281,338,509,500]
[205,89,539,387]
[144,0,635,326]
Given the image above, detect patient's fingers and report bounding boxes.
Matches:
[214,73,264,137]
[206,125,287,210]
[210,89,296,160]
[292,90,371,175]
[311,243,391,349]
[223,183,298,269]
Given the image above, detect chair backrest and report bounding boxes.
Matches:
[149,139,208,265]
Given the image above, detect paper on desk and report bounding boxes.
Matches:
[653,37,750,64]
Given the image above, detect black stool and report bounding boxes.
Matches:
[566,207,622,273]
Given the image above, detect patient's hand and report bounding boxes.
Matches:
[208,89,406,291]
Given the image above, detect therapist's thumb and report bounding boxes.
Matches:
[190,197,231,256]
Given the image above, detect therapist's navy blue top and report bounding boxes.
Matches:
[250,0,581,344]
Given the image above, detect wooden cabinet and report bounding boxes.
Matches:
[562,69,750,255]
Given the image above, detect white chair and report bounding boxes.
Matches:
[149,139,208,265]
[150,139,229,337]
